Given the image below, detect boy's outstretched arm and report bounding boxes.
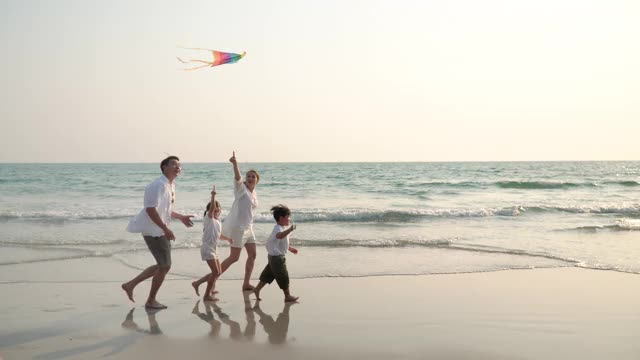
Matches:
[288,246,298,254]
[275,224,296,239]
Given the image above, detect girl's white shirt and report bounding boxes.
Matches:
[201,215,222,260]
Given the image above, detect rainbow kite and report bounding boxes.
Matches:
[177,48,246,71]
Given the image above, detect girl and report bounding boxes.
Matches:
[192,184,231,301]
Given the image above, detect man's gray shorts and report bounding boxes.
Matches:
[143,235,171,267]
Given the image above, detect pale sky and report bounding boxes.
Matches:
[1,0,639,162]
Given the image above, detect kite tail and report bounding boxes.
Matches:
[180,64,212,71]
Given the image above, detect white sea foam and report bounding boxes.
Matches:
[615,218,640,230]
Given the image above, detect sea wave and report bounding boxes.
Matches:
[605,180,640,187]
[357,179,640,192]
[529,205,640,215]
[3,240,640,276]
[1,208,522,223]
[253,207,526,223]
[291,238,453,248]
[558,219,640,232]
[0,248,103,266]
[4,203,640,224]
[495,181,594,189]
[413,181,481,188]
[495,180,640,189]
[0,239,129,246]
[445,244,580,265]
[0,212,133,222]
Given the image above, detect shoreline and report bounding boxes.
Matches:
[2,267,639,359]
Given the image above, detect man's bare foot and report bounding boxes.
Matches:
[284,295,299,303]
[191,281,200,296]
[203,295,219,302]
[253,288,261,301]
[121,283,134,302]
[145,300,168,309]
[242,284,255,291]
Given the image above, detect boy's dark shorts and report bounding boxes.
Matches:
[259,255,289,290]
[143,235,171,267]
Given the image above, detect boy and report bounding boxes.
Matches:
[253,205,299,303]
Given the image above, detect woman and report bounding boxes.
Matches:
[219,151,260,291]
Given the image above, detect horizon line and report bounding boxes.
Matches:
[1,159,638,164]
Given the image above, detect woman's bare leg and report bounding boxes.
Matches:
[243,243,257,290]
[220,247,242,273]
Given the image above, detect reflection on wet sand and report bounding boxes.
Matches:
[253,301,295,345]
[12,296,297,360]
[31,307,161,360]
[191,300,248,342]
[243,291,257,342]
[191,292,295,345]
[191,301,222,337]
[121,307,164,335]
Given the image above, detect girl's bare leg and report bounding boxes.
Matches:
[204,259,220,301]
[192,273,209,296]
[209,258,222,297]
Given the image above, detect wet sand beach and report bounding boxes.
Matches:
[1,263,639,360]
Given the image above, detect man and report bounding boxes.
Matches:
[121,156,194,309]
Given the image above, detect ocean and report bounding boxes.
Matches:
[1,161,639,282]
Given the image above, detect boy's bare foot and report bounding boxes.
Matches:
[203,295,219,302]
[242,284,255,291]
[210,290,219,295]
[253,288,261,301]
[121,283,134,302]
[284,296,299,303]
[191,281,200,296]
[145,301,168,310]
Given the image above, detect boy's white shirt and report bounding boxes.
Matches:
[266,224,289,256]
